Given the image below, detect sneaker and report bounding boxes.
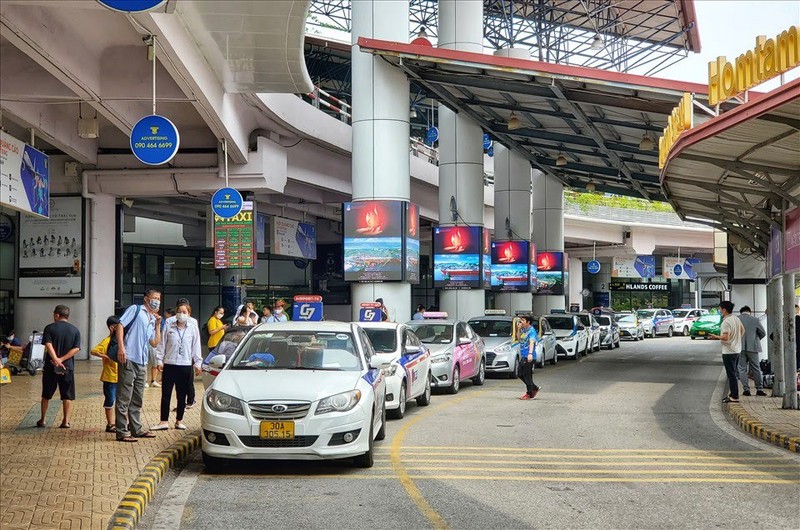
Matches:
[742,390,751,396]
[144,382,149,388]
[151,422,169,431]
[150,381,161,388]
[175,422,187,430]
[518,394,531,400]
[530,388,541,399]
[756,390,768,396]
[185,401,196,410]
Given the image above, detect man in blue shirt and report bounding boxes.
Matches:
[115,289,162,442]
[518,315,541,400]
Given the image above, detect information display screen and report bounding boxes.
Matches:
[343,201,403,282]
[433,226,482,289]
[535,251,564,295]
[529,243,538,293]
[490,240,529,292]
[214,201,255,269]
[482,228,491,289]
[405,202,420,284]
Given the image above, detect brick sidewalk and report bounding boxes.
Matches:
[725,390,800,453]
[0,361,201,530]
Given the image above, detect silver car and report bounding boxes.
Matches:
[467,315,557,377]
[576,313,602,352]
[595,315,621,349]
[614,313,645,341]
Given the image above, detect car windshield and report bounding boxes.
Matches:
[596,316,611,326]
[577,315,591,326]
[637,310,656,319]
[546,317,575,330]
[364,328,397,353]
[408,323,454,344]
[672,310,690,318]
[228,331,362,371]
[467,319,512,337]
[699,314,721,323]
[614,314,635,323]
[205,329,248,363]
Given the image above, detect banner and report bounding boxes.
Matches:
[662,257,701,279]
[612,255,655,278]
[1,131,49,218]
[214,201,255,269]
[271,216,317,259]
[786,207,800,274]
[18,196,83,297]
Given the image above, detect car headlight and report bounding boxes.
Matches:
[560,335,575,342]
[494,342,514,353]
[206,389,245,416]
[315,390,362,415]
[430,352,452,364]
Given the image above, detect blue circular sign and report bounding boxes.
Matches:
[487,145,494,157]
[211,188,243,219]
[130,115,180,166]
[587,260,601,274]
[673,264,683,277]
[483,133,492,150]
[425,126,439,145]
[97,0,167,13]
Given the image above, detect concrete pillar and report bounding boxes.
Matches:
[87,194,117,353]
[569,257,584,310]
[493,144,532,315]
[437,0,485,320]
[768,278,785,397]
[531,170,565,314]
[351,0,411,321]
[783,272,797,409]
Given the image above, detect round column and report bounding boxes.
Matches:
[532,170,565,314]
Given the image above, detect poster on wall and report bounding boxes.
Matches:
[271,216,317,259]
[535,251,564,295]
[214,201,255,269]
[433,226,482,289]
[786,207,800,275]
[405,202,420,284]
[18,196,83,297]
[662,257,701,279]
[490,240,529,292]
[1,131,50,218]
[343,201,403,282]
[612,255,655,278]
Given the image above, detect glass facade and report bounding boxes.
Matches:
[0,209,17,335]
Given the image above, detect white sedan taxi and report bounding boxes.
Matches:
[361,322,432,419]
[201,322,387,469]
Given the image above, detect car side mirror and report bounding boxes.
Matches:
[404,346,421,355]
[458,337,471,345]
[579,325,586,331]
[369,360,383,370]
[208,354,227,370]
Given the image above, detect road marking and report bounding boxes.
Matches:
[377,446,771,454]
[373,458,799,468]
[378,453,788,461]
[151,461,204,530]
[377,466,800,477]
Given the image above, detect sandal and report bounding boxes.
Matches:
[59,423,71,429]
[722,397,739,403]
[105,425,117,433]
[134,431,157,438]
[117,436,138,443]
[36,420,46,428]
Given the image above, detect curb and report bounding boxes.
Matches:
[724,403,800,453]
[108,432,202,530]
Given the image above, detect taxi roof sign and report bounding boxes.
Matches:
[360,302,382,308]
[484,309,507,315]
[423,312,449,319]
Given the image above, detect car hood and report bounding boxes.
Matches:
[552,330,576,339]
[617,322,637,328]
[481,337,512,350]
[426,343,453,356]
[212,369,363,402]
[693,321,721,331]
[372,352,400,366]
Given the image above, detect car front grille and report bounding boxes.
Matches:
[239,436,318,448]
[485,352,497,364]
[248,402,311,420]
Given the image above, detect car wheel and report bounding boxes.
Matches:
[549,349,558,365]
[202,451,226,473]
[389,383,406,419]
[583,341,589,356]
[615,337,621,348]
[535,353,544,369]
[375,403,387,441]
[683,327,690,336]
[691,336,696,340]
[667,326,674,338]
[448,365,460,394]
[472,359,485,386]
[354,417,374,468]
[416,375,432,406]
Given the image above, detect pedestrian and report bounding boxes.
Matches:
[235,305,257,326]
[737,306,767,397]
[207,306,228,350]
[412,304,426,321]
[260,306,272,324]
[115,289,162,442]
[147,307,173,388]
[3,329,21,347]
[376,298,389,321]
[709,301,745,403]
[37,305,81,428]
[90,316,121,432]
[267,300,288,323]
[234,299,259,323]
[517,315,541,401]
[165,298,201,409]
[152,301,202,431]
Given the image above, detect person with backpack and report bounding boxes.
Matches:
[207,307,228,351]
[90,316,120,433]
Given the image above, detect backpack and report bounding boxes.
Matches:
[200,321,211,345]
[107,305,142,362]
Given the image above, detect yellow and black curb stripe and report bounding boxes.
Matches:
[108,432,201,530]
[724,403,799,453]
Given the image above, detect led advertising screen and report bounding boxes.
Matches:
[482,228,492,289]
[535,251,564,295]
[491,240,529,291]
[343,201,403,282]
[529,242,537,293]
[405,202,420,284]
[433,226,482,289]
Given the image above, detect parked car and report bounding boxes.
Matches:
[614,313,645,341]
[201,322,387,470]
[671,308,709,336]
[544,313,590,359]
[690,313,723,339]
[467,313,557,377]
[576,312,602,352]
[201,326,252,389]
[637,309,676,338]
[407,315,485,394]
[361,322,432,419]
[595,315,621,349]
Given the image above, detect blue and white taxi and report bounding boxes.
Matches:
[468,311,558,376]
[544,313,590,359]
[361,322,432,419]
[201,322,387,469]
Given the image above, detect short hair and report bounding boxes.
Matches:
[144,288,160,298]
[176,297,189,305]
[417,304,425,311]
[176,301,192,314]
[519,315,534,325]
[740,306,752,314]
[262,306,272,312]
[54,305,70,318]
[719,301,735,314]
[106,315,120,327]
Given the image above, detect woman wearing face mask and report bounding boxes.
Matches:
[267,300,289,323]
[207,306,228,350]
[152,302,202,430]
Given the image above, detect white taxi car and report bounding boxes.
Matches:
[361,322,432,419]
[201,322,387,469]
[544,313,590,359]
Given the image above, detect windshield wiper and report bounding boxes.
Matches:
[290,366,345,371]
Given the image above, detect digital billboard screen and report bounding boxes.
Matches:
[482,228,491,289]
[529,242,537,293]
[535,251,564,295]
[405,202,420,284]
[490,240,529,291]
[343,201,403,282]
[433,226,482,289]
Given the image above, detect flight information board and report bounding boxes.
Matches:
[214,201,255,269]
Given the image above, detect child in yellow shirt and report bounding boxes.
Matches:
[90,316,120,433]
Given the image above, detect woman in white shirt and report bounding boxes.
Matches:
[152,302,202,430]
[235,305,258,327]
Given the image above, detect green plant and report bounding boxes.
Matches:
[565,191,675,214]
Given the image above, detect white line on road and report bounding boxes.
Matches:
[151,459,204,530]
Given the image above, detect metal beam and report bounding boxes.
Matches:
[679,153,799,178]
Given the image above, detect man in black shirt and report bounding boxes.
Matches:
[38,305,81,428]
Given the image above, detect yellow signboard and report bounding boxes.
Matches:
[708,25,800,106]
[658,92,693,169]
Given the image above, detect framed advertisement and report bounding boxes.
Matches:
[1,131,50,218]
[271,215,317,259]
[214,201,255,269]
[535,251,564,295]
[612,255,656,278]
[433,226,482,289]
[490,240,529,292]
[405,202,420,284]
[18,195,84,298]
[343,201,404,282]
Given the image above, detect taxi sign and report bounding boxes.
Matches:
[422,312,448,319]
[359,305,382,322]
[292,295,323,321]
[484,309,507,315]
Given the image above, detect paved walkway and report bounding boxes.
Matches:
[725,389,800,453]
[0,361,201,530]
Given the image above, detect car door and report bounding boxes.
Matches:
[402,330,425,398]
[454,322,477,378]
[539,318,554,361]
[358,328,385,424]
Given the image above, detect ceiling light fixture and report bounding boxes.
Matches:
[556,153,568,166]
[507,112,522,130]
[639,133,654,151]
[410,107,418,119]
[591,34,604,50]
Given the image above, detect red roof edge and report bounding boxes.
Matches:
[356,37,711,95]
[679,0,702,53]
[661,76,800,182]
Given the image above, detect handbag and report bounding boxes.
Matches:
[107,305,142,362]
[0,367,11,384]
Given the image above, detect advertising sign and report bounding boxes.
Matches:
[292,295,323,321]
[1,131,49,218]
[433,226,482,289]
[612,255,656,278]
[272,216,317,259]
[610,282,669,292]
[130,115,180,166]
[211,187,243,219]
[786,207,800,274]
[97,0,167,12]
[587,260,601,274]
[482,228,492,289]
[529,242,537,292]
[490,240,529,292]
[18,196,84,297]
[535,251,564,295]
[359,302,383,322]
[663,257,701,279]
[343,201,403,282]
[405,202,420,284]
[214,201,255,269]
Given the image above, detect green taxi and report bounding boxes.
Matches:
[689,314,722,339]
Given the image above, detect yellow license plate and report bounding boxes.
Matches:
[260,420,295,440]
[698,331,705,335]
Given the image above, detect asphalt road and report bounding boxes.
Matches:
[142,336,800,530]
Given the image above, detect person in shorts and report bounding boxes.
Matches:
[90,316,120,432]
[38,305,81,428]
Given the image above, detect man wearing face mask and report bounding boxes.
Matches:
[267,300,289,323]
[115,289,162,442]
